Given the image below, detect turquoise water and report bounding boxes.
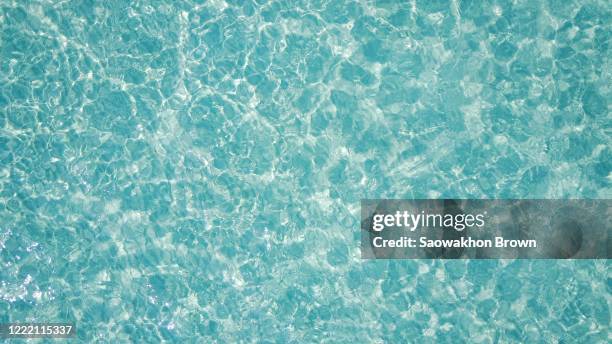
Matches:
[0,0,610,342]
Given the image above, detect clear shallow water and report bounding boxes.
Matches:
[0,0,610,342]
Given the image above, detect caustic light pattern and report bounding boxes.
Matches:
[0,0,610,342]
